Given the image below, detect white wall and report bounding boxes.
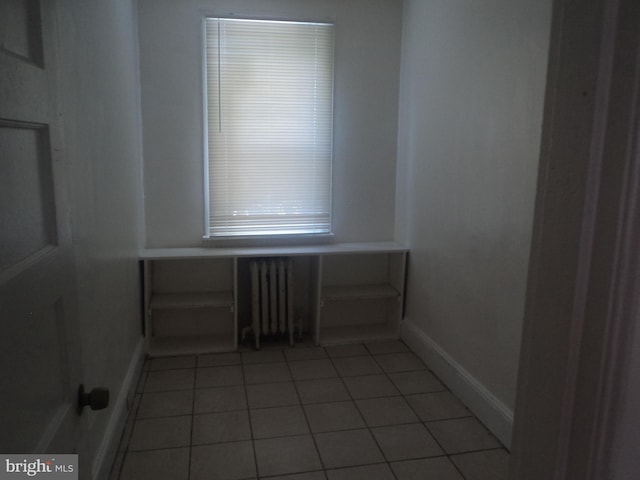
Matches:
[396,0,551,445]
[56,0,144,476]
[137,0,403,247]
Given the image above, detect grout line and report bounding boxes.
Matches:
[143,365,192,378]
[322,462,396,479]
[449,457,470,480]
[136,412,195,421]
[448,446,510,457]
[324,346,402,480]
[258,468,326,479]
[122,445,192,454]
[242,346,262,479]
[391,358,475,480]
[372,346,468,480]
[284,347,328,475]
[112,387,145,478]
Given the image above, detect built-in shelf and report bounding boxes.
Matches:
[141,243,408,355]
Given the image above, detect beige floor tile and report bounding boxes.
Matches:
[289,359,338,380]
[244,362,292,384]
[388,370,445,395]
[365,340,409,355]
[149,355,196,371]
[314,429,384,469]
[374,353,426,373]
[355,396,419,427]
[296,377,351,404]
[128,416,191,451]
[197,352,241,367]
[304,401,365,433]
[246,382,300,408]
[137,390,193,418]
[254,435,323,477]
[325,344,369,358]
[326,463,395,480]
[371,423,444,461]
[450,449,510,480]
[120,448,189,480]
[112,350,506,480]
[332,356,382,377]
[427,418,502,454]
[342,374,399,399]
[144,369,194,392]
[390,457,464,480]
[242,349,286,364]
[406,391,471,421]
[284,346,327,361]
[191,441,256,480]
[192,410,251,445]
[194,385,247,413]
[251,405,310,438]
[195,365,243,388]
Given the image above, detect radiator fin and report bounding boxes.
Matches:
[250,257,294,349]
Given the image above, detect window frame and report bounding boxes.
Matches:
[201,16,336,245]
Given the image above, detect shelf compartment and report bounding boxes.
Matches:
[143,257,238,356]
[150,292,234,310]
[313,251,407,347]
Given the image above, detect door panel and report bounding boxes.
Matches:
[0,0,81,454]
[0,121,57,271]
[0,0,44,66]
[1,298,71,453]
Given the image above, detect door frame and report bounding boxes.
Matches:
[510,0,640,478]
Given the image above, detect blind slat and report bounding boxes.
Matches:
[204,18,334,237]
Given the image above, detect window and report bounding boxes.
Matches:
[203,18,335,239]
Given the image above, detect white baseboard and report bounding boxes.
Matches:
[92,337,145,480]
[401,320,514,448]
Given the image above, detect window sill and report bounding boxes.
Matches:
[202,233,335,248]
[140,241,407,260]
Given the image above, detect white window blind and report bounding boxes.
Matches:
[204,18,334,238]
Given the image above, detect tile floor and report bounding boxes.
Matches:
[109,340,509,480]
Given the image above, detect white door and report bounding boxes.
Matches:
[0,0,82,453]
